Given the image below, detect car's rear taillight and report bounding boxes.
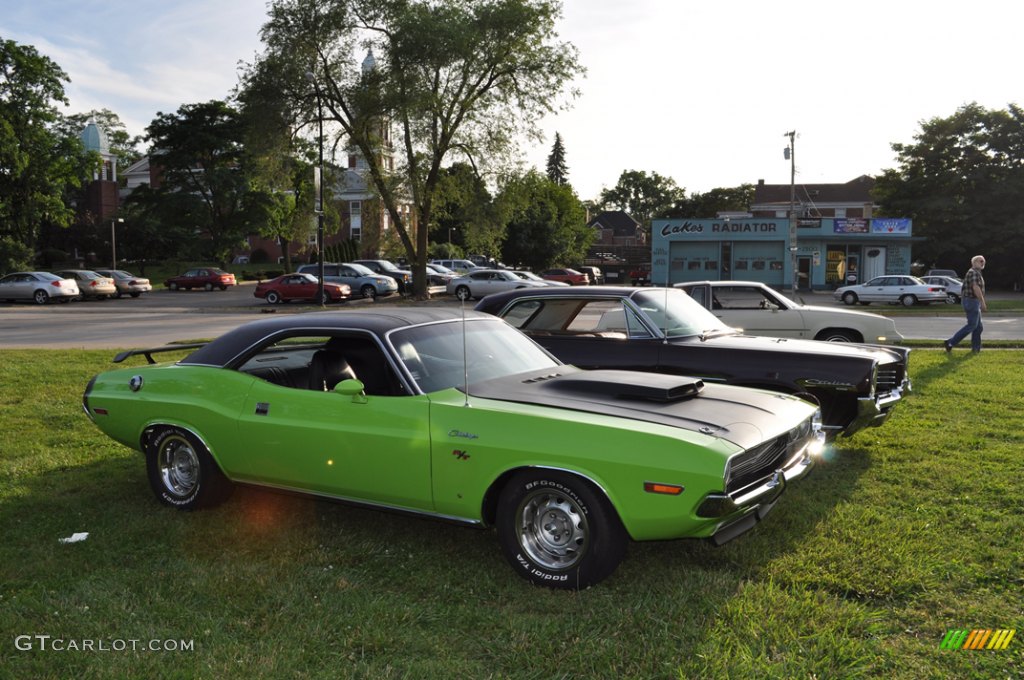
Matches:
[50,281,62,287]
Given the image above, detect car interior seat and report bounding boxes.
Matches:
[308,342,358,391]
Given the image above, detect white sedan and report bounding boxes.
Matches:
[920,275,963,303]
[677,280,903,344]
[0,271,80,304]
[834,275,947,307]
[447,269,548,301]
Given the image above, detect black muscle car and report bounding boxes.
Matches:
[475,286,911,438]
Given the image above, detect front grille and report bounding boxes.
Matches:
[876,361,904,393]
[725,419,813,494]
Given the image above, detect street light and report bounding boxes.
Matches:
[784,130,797,293]
[111,217,124,269]
[306,69,326,306]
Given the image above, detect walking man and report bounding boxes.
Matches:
[944,255,987,353]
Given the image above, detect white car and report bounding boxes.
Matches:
[833,275,947,307]
[920,275,963,303]
[0,271,80,304]
[446,269,548,301]
[677,280,903,344]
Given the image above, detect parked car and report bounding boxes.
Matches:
[926,268,959,279]
[475,286,911,439]
[0,271,79,304]
[253,273,351,304]
[677,280,903,344]
[94,269,153,298]
[578,265,604,285]
[430,258,482,274]
[352,259,413,294]
[83,309,823,589]
[424,262,459,286]
[53,269,117,300]
[164,268,236,291]
[446,268,549,300]
[834,275,946,306]
[920,275,964,304]
[541,268,589,285]
[297,262,398,299]
[512,270,570,287]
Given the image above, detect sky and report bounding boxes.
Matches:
[4,0,1022,202]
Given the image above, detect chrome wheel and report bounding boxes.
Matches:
[455,285,472,301]
[516,487,588,570]
[157,435,200,499]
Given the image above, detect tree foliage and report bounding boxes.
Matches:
[55,108,145,173]
[144,100,270,265]
[430,162,503,259]
[0,39,94,251]
[873,102,1024,287]
[599,169,684,231]
[546,131,568,185]
[666,184,755,219]
[498,169,591,270]
[247,0,583,296]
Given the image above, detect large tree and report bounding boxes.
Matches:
[144,100,270,265]
[599,169,684,233]
[55,108,145,174]
[247,0,583,297]
[873,102,1024,287]
[666,184,755,219]
[0,39,94,249]
[498,169,591,270]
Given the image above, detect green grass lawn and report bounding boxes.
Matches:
[1,349,1022,679]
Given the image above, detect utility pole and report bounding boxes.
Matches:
[784,131,797,293]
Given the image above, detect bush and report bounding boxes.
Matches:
[1,237,35,273]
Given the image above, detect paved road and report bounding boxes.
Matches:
[2,283,1022,349]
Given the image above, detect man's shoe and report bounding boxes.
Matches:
[944,340,953,353]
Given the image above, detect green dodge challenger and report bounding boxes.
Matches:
[84,309,824,588]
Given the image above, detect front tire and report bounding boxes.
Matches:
[204,282,214,291]
[169,282,179,291]
[145,427,233,510]
[455,285,472,301]
[841,292,858,305]
[946,292,960,304]
[496,471,627,589]
[360,285,377,300]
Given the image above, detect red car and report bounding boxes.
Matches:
[164,268,237,291]
[540,268,589,285]
[254,273,351,304]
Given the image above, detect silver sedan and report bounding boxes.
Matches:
[834,275,947,307]
[446,269,548,301]
[0,271,80,304]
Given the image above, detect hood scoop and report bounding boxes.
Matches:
[540,370,704,403]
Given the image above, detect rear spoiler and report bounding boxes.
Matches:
[113,343,207,365]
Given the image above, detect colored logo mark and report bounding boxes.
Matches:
[941,629,1016,650]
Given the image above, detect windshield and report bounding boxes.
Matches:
[632,289,734,338]
[389,318,558,393]
[346,263,375,276]
[515,271,542,281]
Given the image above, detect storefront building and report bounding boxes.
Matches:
[650,216,916,290]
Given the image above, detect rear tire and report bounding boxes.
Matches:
[496,470,627,589]
[816,329,860,342]
[266,291,282,304]
[145,427,232,511]
[33,290,50,305]
[900,294,917,307]
[204,282,214,291]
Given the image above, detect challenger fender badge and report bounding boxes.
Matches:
[448,429,479,440]
[128,375,144,392]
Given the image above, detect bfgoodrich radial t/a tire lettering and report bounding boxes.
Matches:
[496,470,627,589]
[145,427,233,510]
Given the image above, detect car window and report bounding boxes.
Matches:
[236,333,407,396]
[390,319,557,393]
[715,286,777,310]
[633,289,731,338]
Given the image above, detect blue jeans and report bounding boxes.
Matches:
[948,297,984,351]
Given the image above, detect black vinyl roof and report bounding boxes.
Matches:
[180,308,494,367]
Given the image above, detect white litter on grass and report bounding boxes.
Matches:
[58,532,89,544]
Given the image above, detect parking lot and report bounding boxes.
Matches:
[2,282,1022,348]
